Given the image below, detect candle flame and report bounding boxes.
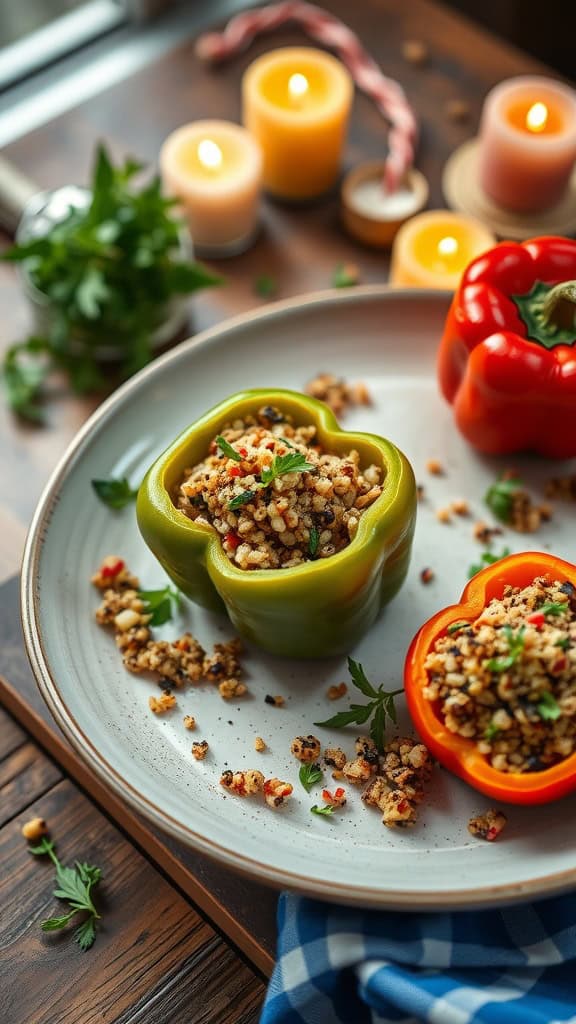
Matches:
[197,139,223,170]
[437,236,459,257]
[526,102,548,133]
[288,73,309,99]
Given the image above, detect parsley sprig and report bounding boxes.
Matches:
[540,601,569,617]
[468,547,511,578]
[2,144,221,421]
[315,657,402,752]
[485,625,525,673]
[29,837,102,950]
[260,452,316,485]
[537,691,562,721]
[138,584,182,626]
[485,475,523,524]
[299,762,323,793]
[216,436,242,462]
[92,476,139,510]
[310,804,335,816]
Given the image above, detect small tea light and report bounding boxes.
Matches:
[160,120,263,257]
[242,47,353,200]
[341,161,429,247]
[389,209,496,290]
[478,76,576,213]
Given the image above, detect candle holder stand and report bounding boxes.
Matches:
[442,138,576,240]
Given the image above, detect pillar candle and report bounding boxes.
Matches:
[389,210,496,291]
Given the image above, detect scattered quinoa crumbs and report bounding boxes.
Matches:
[149,692,176,714]
[175,404,382,570]
[21,817,48,841]
[420,568,434,585]
[436,507,452,524]
[401,38,429,65]
[254,736,266,752]
[291,735,321,763]
[220,771,293,809]
[426,459,444,476]
[305,372,372,417]
[473,521,503,545]
[327,682,347,700]
[265,694,285,707]
[468,809,507,842]
[192,740,209,761]
[183,715,196,730]
[92,556,246,700]
[545,475,576,501]
[424,577,576,773]
[361,736,434,829]
[450,498,469,516]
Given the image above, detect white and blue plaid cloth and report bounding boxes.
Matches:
[260,891,576,1024]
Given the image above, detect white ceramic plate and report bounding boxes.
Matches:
[22,287,576,909]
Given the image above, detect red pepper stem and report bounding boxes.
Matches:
[541,280,576,332]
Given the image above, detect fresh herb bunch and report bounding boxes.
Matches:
[2,144,222,421]
[29,836,102,950]
[315,657,402,752]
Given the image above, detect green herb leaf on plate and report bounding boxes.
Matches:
[310,804,335,816]
[468,547,511,579]
[315,659,402,752]
[138,585,182,626]
[484,475,523,524]
[92,477,139,510]
[299,762,323,793]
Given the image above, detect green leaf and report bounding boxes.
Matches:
[369,702,386,752]
[299,762,323,793]
[537,691,562,721]
[555,637,570,651]
[215,435,242,462]
[3,342,48,422]
[28,837,56,857]
[485,625,525,673]
[540,602,569,617]
[310,804,335,816]
[332,263,358,288]
[308,526,319,558]
[164,261,223,293]
[228,490,257,511]
[75,916,97,951]
[315,704,375,730]
[138,585,181,626]
[468,547,512,578]
[41,912,77,931]
[260,452,315,485]
[254,274,277,299]
[75,268,110,319]
[347,658,379,699]
[484,723,500,742]
[447,620,470,635]
[92,477,138,510]
[484,476,523,524]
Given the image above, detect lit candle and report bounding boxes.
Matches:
[389,210,496,290]
[478,77,576,213]
[341,161,429,247]
[242,47,353,200]
[159,120,263,256]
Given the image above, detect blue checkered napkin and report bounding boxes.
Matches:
[260,891,576,1024]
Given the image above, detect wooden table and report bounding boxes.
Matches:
[0,3,559,1021]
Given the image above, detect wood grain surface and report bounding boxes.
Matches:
[0,2,568,1021]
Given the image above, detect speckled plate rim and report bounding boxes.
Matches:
[21,285,576,909]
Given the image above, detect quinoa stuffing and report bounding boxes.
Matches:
[361,736,434,829]
[424,577,576,773]
[291,735,322,763]
[327,682,348,700]
[183,715,196,730]
[305,372,371,416]
[175,405,383,570]
[545,475,576,501]
[254,736,266,752]
[468,809,507,842]
[149,692,176,714]
[192,740,209,761]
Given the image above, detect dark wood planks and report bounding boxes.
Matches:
[0,763,265,1024]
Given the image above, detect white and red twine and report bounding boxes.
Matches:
[196,1,418,193]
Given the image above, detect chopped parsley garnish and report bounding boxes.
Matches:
[484,723,500,742]
[215,435,242,462]
[484,474,523,524]
[228,489,257,511]
[28,836,102,951]
[254,274,278,299]
[447,620,470,635]
[468,547,511,578]
[485,625,525,673]
[314,657,402,753]
[308,526,319,558]
[92,476,139,510]
[540,601,569,617]
[555,637,571,651]
[299,762,323,793]
[310,804,335,816]
[332,263,358,288]
[260,451,315,485]
[138,584,181,626]
[537,691,562,721]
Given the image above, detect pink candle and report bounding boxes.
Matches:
[478,77,576,213]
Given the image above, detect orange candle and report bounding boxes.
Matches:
[389,210,495,291]
[478,77,576,213]
[242,47,353,200]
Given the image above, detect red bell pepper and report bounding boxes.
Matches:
[404,552,576,805]
[438,236,576,458]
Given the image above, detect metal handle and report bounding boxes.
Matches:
[0,156,39,235]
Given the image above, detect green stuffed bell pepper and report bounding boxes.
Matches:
[137,389,416,658]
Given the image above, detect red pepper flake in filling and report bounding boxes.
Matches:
[526,611,545,629]
[225,532,241,550]
[101,558,125,579]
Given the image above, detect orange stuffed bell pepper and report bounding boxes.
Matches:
[438,236,576,457]
[404,552,576,805]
